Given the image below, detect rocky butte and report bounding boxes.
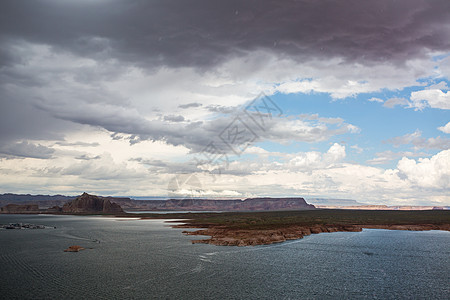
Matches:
[61,193,124,214]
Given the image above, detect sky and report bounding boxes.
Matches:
[0,0,449,205]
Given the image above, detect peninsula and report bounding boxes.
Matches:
[155,210,450,246]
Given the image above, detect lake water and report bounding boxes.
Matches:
[0,214,449,299]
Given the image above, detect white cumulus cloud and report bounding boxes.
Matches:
[438,122,450,134]
[397,149,450,189]
[410,89,450,110]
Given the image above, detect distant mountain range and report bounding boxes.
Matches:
[306,198,449,210]
[0,193,75,208]
[0,193,447,211]
[0,193,315,212]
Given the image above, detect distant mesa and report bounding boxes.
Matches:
[0,194,313,213]
[0,204,40,214]
[116,197,316,211]
[62,192,124,214]
[64,245,85,252]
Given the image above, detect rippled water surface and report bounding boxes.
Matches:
[0,214,449,299]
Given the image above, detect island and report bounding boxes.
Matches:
[64,245,85,252]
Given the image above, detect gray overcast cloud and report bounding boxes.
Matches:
[2,0,449,149]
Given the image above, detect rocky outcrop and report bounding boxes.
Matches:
[64,245,85,252]
[62,193,123,214]
[0,204,40,214]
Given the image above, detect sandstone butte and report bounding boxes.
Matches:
[64,245,85,252]
[175,224,450,246]
[62,192,124,214]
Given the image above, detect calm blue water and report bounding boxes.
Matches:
[0,214,449,299]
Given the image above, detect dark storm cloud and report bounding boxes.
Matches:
[1,0,449,70]
[0,89,78,151]
[1,0,449,158]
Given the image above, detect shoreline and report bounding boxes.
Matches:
[2,209,449,247]
[173,223,450,246]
